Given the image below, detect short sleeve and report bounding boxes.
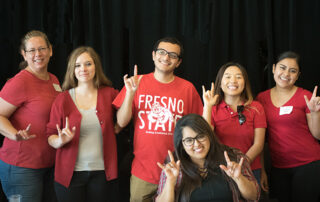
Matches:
[302,89,312,114]
[112,86,126,109]
[46,94,64,137]
[0,76,27,107]
[252,101,267,129]
[191,85,203,115]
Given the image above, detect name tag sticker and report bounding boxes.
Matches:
[279,106,293,115]
[53,83,62,92]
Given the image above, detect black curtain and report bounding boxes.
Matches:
[2,0,319,93]
[1,0,320,201]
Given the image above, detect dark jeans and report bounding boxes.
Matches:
[270,160,320,202]
[54,170,118,202]
[0,160,56,202]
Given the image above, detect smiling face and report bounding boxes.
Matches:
[182,126,210,167]
[152,42,182,75]
[21,36,52,72]
[273,58,300,89]
[220,66,245,98]
[74,52,96,84]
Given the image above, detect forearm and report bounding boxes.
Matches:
[202,104,213,127]
[245,144,264,164]
[0,116,18,140]
[116,93,135,127]
[309,111,320,139]
[48,135,63,149]
[246,128,265,163]
[155,181,176,202]
[234,174,258,200]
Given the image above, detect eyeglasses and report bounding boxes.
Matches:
[237,105,246,125]
[182,134,207,147]
[25,47,49,55]
[155,48,180,60]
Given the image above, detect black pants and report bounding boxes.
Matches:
[270,160,320,202]
[54,171,118,202]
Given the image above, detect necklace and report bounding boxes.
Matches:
[199,167,208,178]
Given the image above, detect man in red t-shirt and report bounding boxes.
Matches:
[112,37,203,202]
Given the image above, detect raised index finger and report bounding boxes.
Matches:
[312,86,318,98]
[210,82,214,95]
[65,117,69,129]
[168,150,176,164]
[202,85,206,95]
[25,124,31,131]
[224,151,231,165]
[134,65,138,76]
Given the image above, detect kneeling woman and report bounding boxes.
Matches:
[156,114,259,202]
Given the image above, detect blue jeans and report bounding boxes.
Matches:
[0,160,56,202]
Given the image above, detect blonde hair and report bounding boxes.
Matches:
[62,46,112,90]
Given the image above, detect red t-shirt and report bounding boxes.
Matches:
[0,70,61,168]
[112,73,203,184]
[256,88,320,168]
[211,100,266,170]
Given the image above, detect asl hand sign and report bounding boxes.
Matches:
[56,117,76,146]
[304,86,320,112]
[157,150,181,184]
[14,124,36,141]
[123,65,143,95]
[220,151,244,180]
[202,82,219,107]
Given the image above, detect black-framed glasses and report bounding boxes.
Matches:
[237,105,246,125]
[182,134,207,147]
[25,47,49,55]
[155,48,180,59]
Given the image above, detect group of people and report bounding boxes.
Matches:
[0,30,318,202]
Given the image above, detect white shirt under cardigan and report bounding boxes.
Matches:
[69,88,104,171]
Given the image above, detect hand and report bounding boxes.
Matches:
[123,65,143,95]
[56,117,76,146]
[260,169,269,192]
[202,82,219,107]
[304,86,320,113]
[14,124,36,141]
[220,151,244,180]
[157,150,181,184]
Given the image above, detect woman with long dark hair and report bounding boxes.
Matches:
[256,51,320,202]
[202,62,267,190]
[156,114,259,202]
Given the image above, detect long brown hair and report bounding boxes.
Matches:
[19,30,52,69]
[173,114,239,202]
[213,62,253,106]
[62,46,112,90]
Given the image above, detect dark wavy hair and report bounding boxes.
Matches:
[173,114,239,202]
